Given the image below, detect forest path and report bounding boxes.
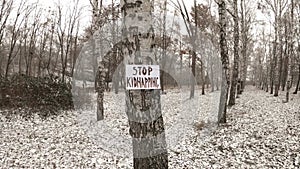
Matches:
[173,86,300,168]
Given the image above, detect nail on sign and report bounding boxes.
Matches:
[126,65,161,90]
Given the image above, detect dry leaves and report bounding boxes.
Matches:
[0,86,299,168]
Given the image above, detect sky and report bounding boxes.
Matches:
[18,0,268,39]
[36,0,92,27]
[29,0,196,23]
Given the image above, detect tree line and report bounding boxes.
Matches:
[1,0,299,121]
[253,0,300,102]
[0,0,82,82]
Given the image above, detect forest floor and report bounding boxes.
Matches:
[0,86,300,168]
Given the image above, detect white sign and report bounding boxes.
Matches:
[126,65,161,90]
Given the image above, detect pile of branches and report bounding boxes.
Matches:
[0,74,73,118]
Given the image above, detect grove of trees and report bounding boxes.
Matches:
[1,0,300,168]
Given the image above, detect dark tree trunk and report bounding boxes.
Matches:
[285,0,294,102]
[95,67,104,121]
[270,40,277,95]
[293,65,300,94]
[240,0,248,93]
[201,60,205,95]
[228,0,239,106]
[160,0,167,95]
[282,44,288,91]
[190,50,196,99]
[275,37,284,95]
[189,0,198,99]
[217,0,230,124]
[97,91,104,120]
[237,81,241,95]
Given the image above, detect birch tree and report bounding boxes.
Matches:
[93,0,169,166]
[285,0,295,102]
[217,0,230,123]
[121,0,168,167]
[262,0,289,96]
[292,1,300,94]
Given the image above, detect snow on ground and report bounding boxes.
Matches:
[0,86,299,168]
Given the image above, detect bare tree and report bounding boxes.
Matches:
[28,10,41,76]
[239,0,253,92]
[262,0,289,96]
[122,0,168,167]
[5,0,32,78]
[174,0,199,98]
[228,0,239,106]
[56,0,82,82]
[0,0,13,48]
[46,11,56,77]
[191,3,216,95]
[216,0,230,123]
[293,1,300,94]
[285,0,295,102]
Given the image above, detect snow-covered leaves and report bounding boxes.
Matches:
[0,86,299,168]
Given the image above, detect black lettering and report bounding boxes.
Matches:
[141,77,145,87]
[133,77,137,87]
[133,67,137,75]
[148,66,153,75]
[127,77,132,87]
[137,66,142,75]
[137,77,141,87]
[142,67,147,75]
[144,78,148,88]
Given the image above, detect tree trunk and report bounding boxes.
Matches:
[228,0,239,106]
[95,67,104,120]
[160,0,167,95]
[121,0,168,168]
[190,50,196,98]
[293,65,300,94]
[189,0,198,99]
[240,0,248,92]
[285,0,294,101]
[270,40,277,95]
[237,80,241,95]
[217,0,230,124]
[114,69,120,94]
[97,91,104,120]
[275,32,284,95]
[200,60,205,95]
[210,56,215,92]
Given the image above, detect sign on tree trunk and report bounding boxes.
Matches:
[126,65,161,90]
[121,0,168,168]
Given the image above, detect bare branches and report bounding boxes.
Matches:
[175,0,192,41]
[55,0,82,81]
[0,0,13,45]
[0,0,84,78]
[4,0,36,77]
[226,8,234,17]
